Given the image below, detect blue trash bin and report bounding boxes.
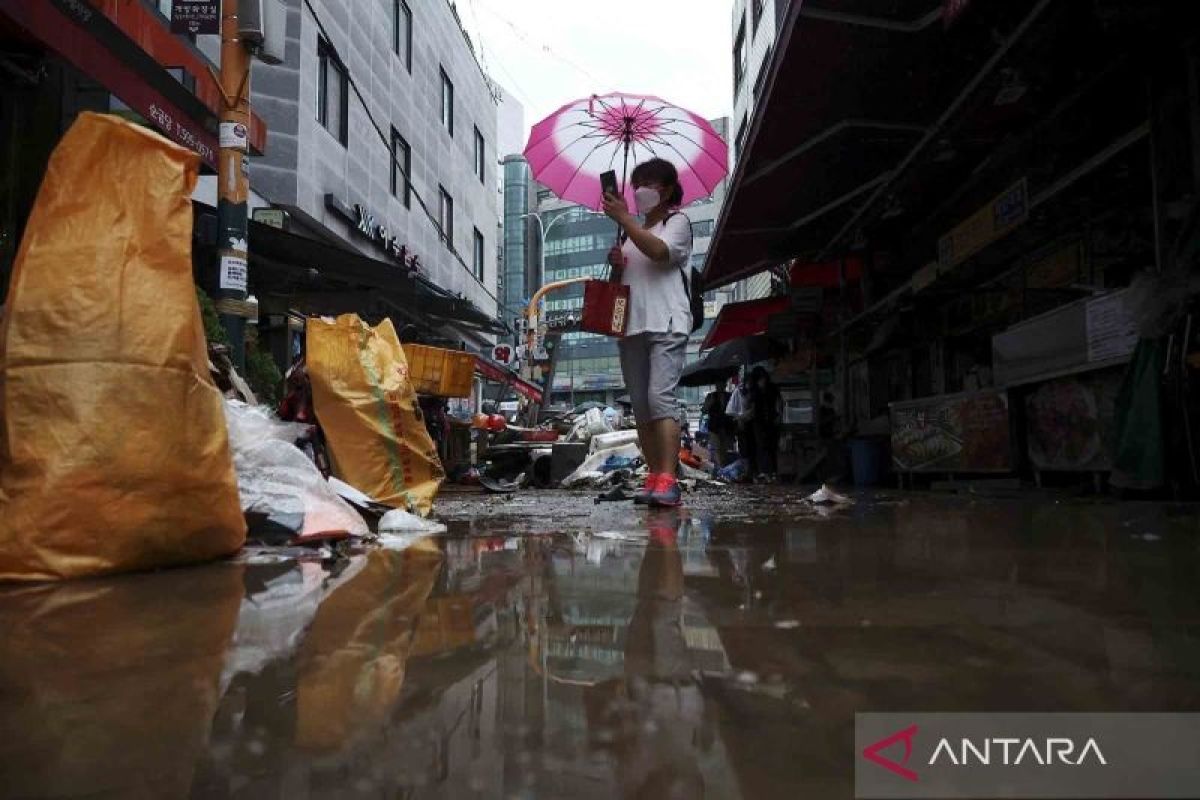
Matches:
[849,436,885,487]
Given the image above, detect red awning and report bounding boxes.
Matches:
[475,358,544,404]
[701,296,790,351]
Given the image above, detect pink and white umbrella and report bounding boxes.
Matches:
[524,92,729,212]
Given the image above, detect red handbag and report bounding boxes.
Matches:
[580,271,629,337]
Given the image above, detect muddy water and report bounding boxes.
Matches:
[1,491,1198,798]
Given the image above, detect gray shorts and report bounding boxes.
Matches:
[618,332,689,424]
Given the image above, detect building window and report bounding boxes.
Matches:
[753,46,772,100]
[390,0,412,71]
[752,0,764,33]
[733,20,747,94]
[440,67,454,136]
[438,186,454,249]
[318,38,348,146]
[473,126,485,184]
[390,127,411,208]
[473,228,485,280]
[693,219,715,237]
[734,115,748,158]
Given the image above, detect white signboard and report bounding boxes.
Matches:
[1085,292,1138,363]
[219,121,249,151]
[219,255,248,292]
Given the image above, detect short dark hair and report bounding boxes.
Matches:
[631,158,683,206]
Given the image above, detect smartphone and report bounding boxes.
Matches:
[600,170,618,199]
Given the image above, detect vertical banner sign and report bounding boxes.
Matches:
[171,1,221,36]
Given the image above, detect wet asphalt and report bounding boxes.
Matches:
[1,486,1198,799]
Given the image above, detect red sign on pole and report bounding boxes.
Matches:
[171,0,221,36]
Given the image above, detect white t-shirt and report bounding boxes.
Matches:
[620,213,693,336]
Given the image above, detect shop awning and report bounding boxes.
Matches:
[701,296,791,351]
[0,0,267,168]
[702,0,1047,290]
[475,358,544,404]
[246,219,508,336]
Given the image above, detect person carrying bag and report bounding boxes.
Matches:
[600,158,694,507]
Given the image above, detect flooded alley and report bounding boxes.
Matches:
[2,489,1198,799]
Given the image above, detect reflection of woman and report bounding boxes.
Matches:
[587,510,709,799]
[602,158,694,508]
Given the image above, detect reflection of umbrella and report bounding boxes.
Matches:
[679,336,775,387]
[525,92,729,210]
[616,395,632,406]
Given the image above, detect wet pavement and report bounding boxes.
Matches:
[2,487,1199,799]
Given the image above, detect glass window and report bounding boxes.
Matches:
[438,186,454,249]
[473,228,485,280]
[693,219,715,237]
[390,127,411,207]
[752,0,764,33]
[734,115,749,158]
[733,20,747,93]
[393,0,412,70]
[474,126,485,183]
[318,38,348,146]
[440,67,454,136]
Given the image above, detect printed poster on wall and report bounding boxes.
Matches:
[1085,292,1139,363]
[890,390,1011,473]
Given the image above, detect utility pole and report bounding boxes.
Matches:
[215,2,253,370]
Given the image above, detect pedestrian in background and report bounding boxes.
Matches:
[748,366,782,482]
[602,158,694,508]
[701,380,734,468]
[726,375,756,480]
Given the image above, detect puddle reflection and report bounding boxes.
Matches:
[0,497,1198,798]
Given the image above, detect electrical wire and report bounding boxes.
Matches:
[472,1,601,85]
[300,0,501,309]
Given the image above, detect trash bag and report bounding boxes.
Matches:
[223,400,369,540]
[306,314,445,516]
[561,443,643,488]
[0,112,245,581]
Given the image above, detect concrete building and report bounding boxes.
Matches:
[730,0,786,302]
[537,117,732,410]
[248,0,501,348]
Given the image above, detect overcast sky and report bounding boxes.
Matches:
[455,0,734,148]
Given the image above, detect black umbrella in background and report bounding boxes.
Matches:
[679,335,776,387]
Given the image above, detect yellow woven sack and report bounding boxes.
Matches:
[0,112,246,581]
[306,314,445,515]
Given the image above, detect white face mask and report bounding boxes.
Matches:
[634,186,661,215]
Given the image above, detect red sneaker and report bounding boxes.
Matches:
[634,473,663,505]
[648,475,683,508]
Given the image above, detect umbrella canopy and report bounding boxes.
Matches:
[679,335,776,388]
[525,92,729,211]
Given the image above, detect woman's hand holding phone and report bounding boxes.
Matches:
[601,191,631,225]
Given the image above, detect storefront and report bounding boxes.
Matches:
[704,0,1200,490]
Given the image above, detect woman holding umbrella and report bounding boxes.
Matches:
[601,158,694,507]
[524,93,728,506]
